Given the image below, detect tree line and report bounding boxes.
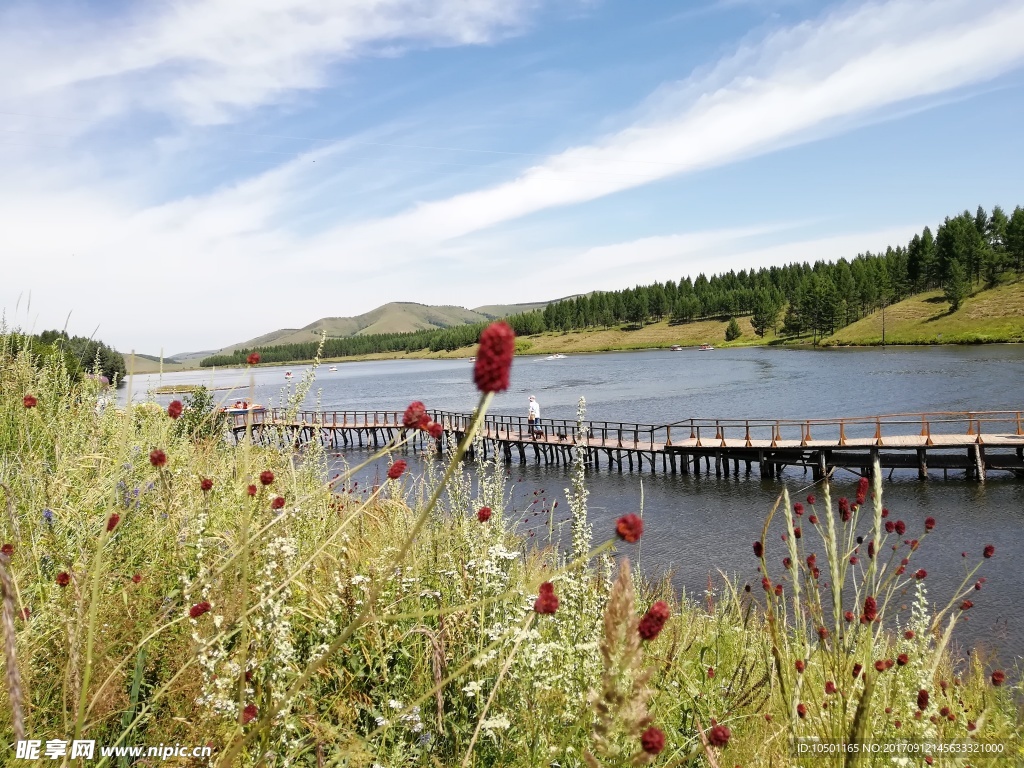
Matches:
[201,203,1024,367]
[8,329,127,383]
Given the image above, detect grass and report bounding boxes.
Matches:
[2,327,1020,766]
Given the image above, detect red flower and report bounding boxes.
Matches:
[167,400,183,419]
[615,513,643,543]
[863,596,877,622]
[793,502,804,516]
[131,573,142,584]
[917,689,929,710]
[107,513,120,532]
[271,496,285,510]
[795,659,805,673]
[761,577,771,592]
[23,394,38,408]
[640,727,665,755]
[983,544,995,558]
[56,571,71,587]
[991,670,1005,686]
[707,723,730,748]
[806,553,817,568]
[825,681,836,695]
[808,514,818,524]
[247,484,257,496]
[387,461,407,480]
[150,449,167,468]
[914,569,927,579]
[189,601,211,619]
[894,520,906,536]
[839,497,850,521]
[904,630,915,639]
[797,703,807,719]
[752,541,763,558]
[428,421,443,440]
[707,667,715,678]
[852,663,863,678]
[844,611,854,622]
[242,703,258,725]
[638,601,669,640]
[259,470,275,486]
[246,352,260,365]
[849,556,859,565]
[0,544,12,558]
[874,660,888,673]
[774,584,783,596]
[473,321,515,393]
[897,653,909,666]
[817,626,829,640]
[793,527,802,539]
[477,506,492,522]
[959,600,973,611]
[403,401,428,429]
[856,477,869,506]
[881,507,890,518]
[533,582,559,614]
[200,477,214,492]
[885,521,895,533]
[924,516,935,531]
[867,541,875,558]
[806,494,816,504]
[782,557,792,569]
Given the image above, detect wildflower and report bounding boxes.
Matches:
[885,521,895,533]
[806,553,817,568]
[806,494,816,504]
[852,663,863,678]
[795,659,805,673]
[0,544,12,557]
[975,580,983,590]
[477,506,492,523]
[752,541,763,558]
[914,569,927,579]
[246,352,261,365]
[856,477,869,506]
[838,497,850,521]
[189,601,212,619]
[200,477,213,492]
[761,577,771,592]
[150,449,167,468]
[56,572,71,587]
[387,461,407,480]
[131,573,142,584]
[809,514,818,524]
[782,557,791,569]
[881,506,890,518]
[894,520,906,536]
[850,556,859,565]
[23,394,38,408]
[983,544,995,558]
[917,689,929,710]
[473,321,515,393]
[533,582,559,614]
[167,400,183,419]
[793,502,803,516]
[640,727,665,755]
[895,653,909,666]
[924,516,936,531]
[271,496,285,510]
[247,484,257,496]
[863,596,877,622]
[638,601,670,640]
[107,513,120,532]
[991,669,1006,686]
[867,541,875,558]
[615,513,643,542]
[793,527,802,539]
[874,660,888,673]
[259,470,274,486]
[242,703,258,725]
[959,600,973,611]
[894,720,902,728]
[774,584,783,596]
[904,630,915,640]
[707,723,730,748]
[428,421,443,440]
[817,626,829,640]
[797,703,807,719]
[43,508,53,524]
[403,401,428,429]
[825,681,836,695]
[707,667,715,679]
[967,721,977,731]
[844,611,854,622]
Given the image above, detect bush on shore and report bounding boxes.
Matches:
[0,328,1019,766]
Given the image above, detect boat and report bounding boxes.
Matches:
[544,353,567,360]
[670,345,683,351]
[221,401,267,427]
[328,366,337,372]
[284,371,293,379]
[699,344,715,351]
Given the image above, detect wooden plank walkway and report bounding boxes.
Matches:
[230,408,1024,481]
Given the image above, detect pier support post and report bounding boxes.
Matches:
[917,448,928,480]
[972,445,986,483]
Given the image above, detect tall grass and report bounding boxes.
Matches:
[0,326,1020,766]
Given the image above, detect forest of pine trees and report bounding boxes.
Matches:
[201,204,1024,367]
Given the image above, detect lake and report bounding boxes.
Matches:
[125,345,1024,662]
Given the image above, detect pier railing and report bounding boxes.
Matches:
[255,408,1023,450]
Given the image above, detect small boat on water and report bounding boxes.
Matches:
[699,344,715,351]
[544,353,567,360]
[221,401,267,427]
[285,371,294,379]
[328,366,338,372]
[670,345,683,351]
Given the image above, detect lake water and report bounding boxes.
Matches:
[125,346,1024,662]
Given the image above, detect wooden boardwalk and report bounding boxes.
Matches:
[231,409,1024,481]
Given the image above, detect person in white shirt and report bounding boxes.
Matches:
[528,395,541,438]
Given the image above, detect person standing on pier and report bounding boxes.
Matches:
[528,395,541,439]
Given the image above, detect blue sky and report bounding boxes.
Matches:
[2,0,1023,353]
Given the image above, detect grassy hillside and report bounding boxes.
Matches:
[124,353,188,374]
[825,279,1024,346]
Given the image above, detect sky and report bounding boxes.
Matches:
[2,0,1023,355]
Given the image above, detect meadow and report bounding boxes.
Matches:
[0,323,1020,766]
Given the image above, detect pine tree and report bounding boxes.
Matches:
[725,317,742,341]
[944,259,970,311]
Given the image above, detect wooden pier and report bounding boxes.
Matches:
[231,409,1024,481]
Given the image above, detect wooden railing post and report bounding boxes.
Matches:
[838,420,847,446]
[874,418,883,446]
[744,421,752,448]
[666,426,672,446]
